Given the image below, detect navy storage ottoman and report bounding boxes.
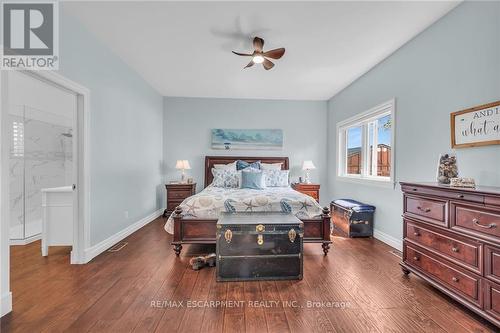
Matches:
[330,199,375,237]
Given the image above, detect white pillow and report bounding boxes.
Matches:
[213,161,237,171]
[211,168,239,188]
[264,169,289,187]
[261,162,283,170]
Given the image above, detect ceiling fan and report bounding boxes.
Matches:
[232,37,285,70]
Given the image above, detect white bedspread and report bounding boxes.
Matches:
[164,185,323,234]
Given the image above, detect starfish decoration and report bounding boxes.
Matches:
[300,200,313,212]
[184,201,199,215]
[243,199,258,212]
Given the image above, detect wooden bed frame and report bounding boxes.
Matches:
[171,156,332,255]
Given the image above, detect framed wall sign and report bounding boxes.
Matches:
[451,100,500,148]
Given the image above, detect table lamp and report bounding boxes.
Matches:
[302,160,316,184]
[175,160,191,183]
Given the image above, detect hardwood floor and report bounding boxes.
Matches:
[1,218,497,333]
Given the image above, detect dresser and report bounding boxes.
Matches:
[291,183,320,202]
[400,182,500,327]
[163,183,196,217]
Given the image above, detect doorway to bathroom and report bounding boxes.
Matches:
[1,70,90,266]
[8,71,76,246]
[1,70,90,316]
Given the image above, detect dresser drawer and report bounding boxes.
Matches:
[401,184,484,203]
[486,196,500,207]
[405,244,482,306]
[405,220,482,273]
[486,245,500,284]
[168,189,193,199]
[302,190,318,201]
[485,280,500,323]
[167,199,184,212]
[451,203,500,242]
[404,195,448,227]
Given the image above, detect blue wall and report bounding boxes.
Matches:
[327,1,500,246]
[164,97,329,205]
[58,5,164,246]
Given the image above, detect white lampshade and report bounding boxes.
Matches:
[175,160,191,170]
[302,160,316,170]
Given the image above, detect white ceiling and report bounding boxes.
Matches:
[64,1,459,100]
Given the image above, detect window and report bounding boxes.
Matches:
[337,99,395,186]
[12,120,24,157]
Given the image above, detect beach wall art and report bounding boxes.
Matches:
[211,129,284,150]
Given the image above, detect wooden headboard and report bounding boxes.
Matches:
[204,156,289,188]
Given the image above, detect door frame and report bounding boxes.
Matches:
[0,70,90,315]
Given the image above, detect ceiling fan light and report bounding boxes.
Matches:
[252,55,264,64]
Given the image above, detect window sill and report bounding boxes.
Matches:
[336,175,396,189]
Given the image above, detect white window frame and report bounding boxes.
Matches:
[336,99,396,188]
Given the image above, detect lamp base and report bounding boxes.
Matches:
[304,170,311,184]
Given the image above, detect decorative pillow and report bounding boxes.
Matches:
[213,161,237,171]
[241,169,266,190]
[236,160,261,171]
[261,162,283,170]
[264,169,289,187]
[211,168,239,188]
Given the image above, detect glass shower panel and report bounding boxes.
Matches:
[9,106,25,240]
[9,105,73,241]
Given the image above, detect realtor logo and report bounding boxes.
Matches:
[1,1,59,69]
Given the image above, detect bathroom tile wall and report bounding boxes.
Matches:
[9,109,72,240]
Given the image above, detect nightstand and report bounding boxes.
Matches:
[163,183,196,217]
[291,183,320,202]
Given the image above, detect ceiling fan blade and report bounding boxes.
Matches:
[244,60,255,69]
[263,48,285,59]
[263,58,274,70]
[232,51,253,57]
[253,37,264,52]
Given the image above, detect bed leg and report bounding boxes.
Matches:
[173,244,182,256]
[321,206,331,256]
[172,206,183,256]
[322,242,331,255]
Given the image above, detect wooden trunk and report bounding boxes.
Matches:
[216,212,303,282]
[400,182,500,328]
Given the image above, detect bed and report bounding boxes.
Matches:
[164,156,332,255]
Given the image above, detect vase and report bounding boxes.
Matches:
[436,153,458,184]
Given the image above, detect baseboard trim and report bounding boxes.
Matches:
[83,209,162,263]
[9,233,41,246]
[373,229,402,251]
[1,292,12,317]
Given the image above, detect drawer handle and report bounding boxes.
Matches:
[257,234,264,246]
[457,194,465,199]
[413,256,419,261]
[417,206,431,213]
[451,247,459,253]
[413,232,420,237]
[452,276,459,283]
[412,188,418,192]
[473,218,497,229]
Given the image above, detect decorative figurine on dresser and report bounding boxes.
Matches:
[400,182,500,328]
[163,182,196,217]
